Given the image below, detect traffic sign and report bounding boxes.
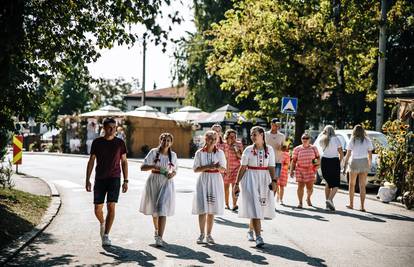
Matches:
[13,135,23,165]
[281,97,298,114]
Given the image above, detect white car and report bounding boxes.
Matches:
[314,130,388,189]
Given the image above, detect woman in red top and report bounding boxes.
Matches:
[290,133,320,208]
[277,143,290,205]
[223,129,243,211]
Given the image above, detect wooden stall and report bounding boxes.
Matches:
[126,116,192,158]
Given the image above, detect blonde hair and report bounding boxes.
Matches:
[224,129,237,140]
[203,130,218,153]
[319,125,336,149]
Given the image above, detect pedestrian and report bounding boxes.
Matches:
[139,133,177,247]
[192,130,226,244]
[343,124,373,212]
[85,117,128,246]
[211,124,226,151]
[290,132,320,208]
[319,125,344,211]
[116,126,126,141]
[223,129,243,211]
[233,126,277,248]
[276,143,290,205]
[265,118,285,189]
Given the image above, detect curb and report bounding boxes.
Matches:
[0,176,61,265]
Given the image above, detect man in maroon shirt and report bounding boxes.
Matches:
[85,117,128,246]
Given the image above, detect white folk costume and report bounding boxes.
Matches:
[139,148,178,217]
[238,145,276,219]
[192,147,226,215]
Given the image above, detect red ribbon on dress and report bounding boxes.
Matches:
[247,166,269,170]
[204,170,220,173]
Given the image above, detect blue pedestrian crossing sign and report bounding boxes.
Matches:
[281,97,298,114]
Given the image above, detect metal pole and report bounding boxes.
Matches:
[285,114,289,139]
[376,0,387,131]
[141,35,147,106]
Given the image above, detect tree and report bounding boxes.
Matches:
[207,0,413,143]
[0,0,179,156]
[173,0,243,112]
[89,78,134,111]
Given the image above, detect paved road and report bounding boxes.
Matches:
[6,154,414,266]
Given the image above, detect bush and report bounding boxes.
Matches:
[376,120,414,200]
[0,160,14,189]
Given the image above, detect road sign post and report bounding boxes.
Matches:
[13,135,23,173]
[281,97,298,139]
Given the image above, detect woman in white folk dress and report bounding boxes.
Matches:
[139,133,177,247]
[234,126,277,248]
[192,130,226,244]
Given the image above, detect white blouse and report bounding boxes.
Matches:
[193,148,226,170]
[241,145,275,167]
[143,148,178,171]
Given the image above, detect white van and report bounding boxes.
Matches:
[314,130,387,189]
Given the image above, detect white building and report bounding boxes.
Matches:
[124,86,187,114]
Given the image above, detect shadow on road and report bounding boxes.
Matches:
[101,245,156,266]
[280,204,387,223]
[276,207,329,222]
[5,233,76,266]
[204,243,268,265]
[367,212,414,222]
[214,217,249,229]
[154,243,214,264]
[257,244,327,267]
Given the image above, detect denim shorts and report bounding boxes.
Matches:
[275,163,282,178]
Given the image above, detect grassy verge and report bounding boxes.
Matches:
[0,188,50,249]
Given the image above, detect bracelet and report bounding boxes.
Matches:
[272,179,277,182]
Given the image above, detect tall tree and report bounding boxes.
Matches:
[173,0,243,112]
[89,78,134,111]
[0,0,178,155]
[207,0,413,143]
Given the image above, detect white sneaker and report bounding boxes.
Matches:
[247,230,255,241]
[155,236,164,247]
[255,236,264,248]
[100,223,105,238]
[206,235,215,244]
[102,234,112,246]
[196,234,205,244]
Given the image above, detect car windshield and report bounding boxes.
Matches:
[346,133,388,149]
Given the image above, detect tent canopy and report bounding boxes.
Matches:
[125,105,172,120]
[197,104,266,125]
[168,106,210,122]
[79,105,124,117]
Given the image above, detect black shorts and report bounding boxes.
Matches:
[93,178,121,204]
[321,157,340,188]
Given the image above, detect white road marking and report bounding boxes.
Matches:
[53,180,83,188]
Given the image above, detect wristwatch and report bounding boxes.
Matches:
[123,180,129,183]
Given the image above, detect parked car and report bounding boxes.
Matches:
[314,130,388,190]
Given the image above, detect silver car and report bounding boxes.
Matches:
[314,130,388,189]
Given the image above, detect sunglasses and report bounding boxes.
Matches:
[301,137,310,140]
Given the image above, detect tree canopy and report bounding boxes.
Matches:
[206,0,413,142]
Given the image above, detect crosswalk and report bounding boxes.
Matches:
[51,171,197,193]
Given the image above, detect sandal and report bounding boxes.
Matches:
[306,199,313,207]
[359,208,366,212]
[297,204,303,209]
[346,205,353,210]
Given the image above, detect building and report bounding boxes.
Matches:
[124,86,187,114]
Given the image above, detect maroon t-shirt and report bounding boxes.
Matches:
[90,137,127,179]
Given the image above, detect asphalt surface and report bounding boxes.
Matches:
[5,153,414,266]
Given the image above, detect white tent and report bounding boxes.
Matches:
[125,105,172,120]
[79,105,124,117]
[168,106,210,122]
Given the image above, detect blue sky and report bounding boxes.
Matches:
[87,1,195,91]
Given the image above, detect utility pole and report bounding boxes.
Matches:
[141,34,147,106]
[376,0,387,131]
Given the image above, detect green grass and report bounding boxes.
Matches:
[0,188,50,249]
